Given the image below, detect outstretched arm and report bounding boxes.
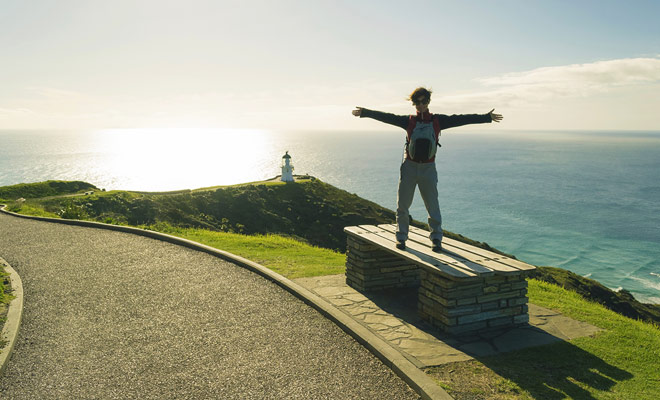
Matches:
[437,109,503,130]
[351,106,409,129]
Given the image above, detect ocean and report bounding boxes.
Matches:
[1,128,659,303]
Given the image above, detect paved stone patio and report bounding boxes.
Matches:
[294,274,601,368]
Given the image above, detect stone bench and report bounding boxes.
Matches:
[344,224,536,335]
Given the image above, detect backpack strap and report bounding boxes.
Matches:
[432,114,442,147]
[432,114,440,134]
[406,115,417,141]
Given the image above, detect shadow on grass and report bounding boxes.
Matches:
[475,340,633,399]
[358,286,633,399]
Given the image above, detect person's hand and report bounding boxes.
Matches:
[352,107,363,117]
[488,109,502,123]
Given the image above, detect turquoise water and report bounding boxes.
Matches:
[1,129,659,303]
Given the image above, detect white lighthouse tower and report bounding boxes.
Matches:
[281,151,294,182]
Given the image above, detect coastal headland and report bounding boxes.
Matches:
[1,177,658,325]
[2,177,660,398]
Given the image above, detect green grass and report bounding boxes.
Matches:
[0,180,96,201]
[0,268,13,306]
[5,202,60,218]
[152,225,346,279]
[526,280,660,397]
[192,178,303,192]
[4,180,660,398]
[0,266,13,308]
[3,178,403,252]
[144,226,660,398]
[425,280,660,399]
[0,263,15,348]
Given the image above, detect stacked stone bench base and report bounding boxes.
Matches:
[344,224,535,336]
[346,235,419,291]
[418,270,529,335]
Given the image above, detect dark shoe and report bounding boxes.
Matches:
[432,239,442,253]
[396,240,406,250]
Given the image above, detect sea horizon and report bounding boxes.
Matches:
[1,128,659,304]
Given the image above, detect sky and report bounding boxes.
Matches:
[1,0,659,132]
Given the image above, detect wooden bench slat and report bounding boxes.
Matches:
[481,256,536,271]
[409,226,499,259]
[344,226,370,237]
[347,224,535,276]
[374,224,498,275]
[346,228,477,280]
[361,231,478,280]
[378,225,521,274]
[483,255,536,271]
[408,225,536,272]
[365,226,492,277]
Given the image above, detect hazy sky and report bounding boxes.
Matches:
[1,0,659,131]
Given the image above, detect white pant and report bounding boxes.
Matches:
[395,159,443,242]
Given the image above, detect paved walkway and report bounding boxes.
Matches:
[295,275,601,368]
[0,213,419,399]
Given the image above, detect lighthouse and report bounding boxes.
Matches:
[281,151,294,182]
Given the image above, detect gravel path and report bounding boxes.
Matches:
[0,213,419,399]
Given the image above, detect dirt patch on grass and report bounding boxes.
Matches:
[425,360,531,400]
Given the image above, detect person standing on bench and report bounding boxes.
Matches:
[352,87,502,252]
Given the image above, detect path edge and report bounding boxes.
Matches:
[0,257,24,377]
[0,205,451,399]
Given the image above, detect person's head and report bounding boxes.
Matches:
[407,87,432,113]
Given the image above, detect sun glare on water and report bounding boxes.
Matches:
[92,129,280,191]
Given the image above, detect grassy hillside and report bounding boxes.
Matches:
[0,180,96,202]
[531,266,660,326]
[2,177,500,254]
[2,178,659,326]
